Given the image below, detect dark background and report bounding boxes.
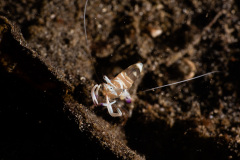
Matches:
[0,0,240,159]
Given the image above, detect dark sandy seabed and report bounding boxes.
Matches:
[0,0,240,159]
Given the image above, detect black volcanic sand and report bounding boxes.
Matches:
[0,0,240,159]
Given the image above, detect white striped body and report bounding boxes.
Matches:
[102,62,143,101]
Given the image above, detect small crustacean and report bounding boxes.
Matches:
[91,62,143,117]
[84,0,219,117]
[91,62,219,117]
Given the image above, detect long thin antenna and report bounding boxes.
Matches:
[84,0,89,47]
[83,0,101,82]
[140,71,220,92]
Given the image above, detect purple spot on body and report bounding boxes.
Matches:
[126,99,131,103]
[100,103,103,106]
